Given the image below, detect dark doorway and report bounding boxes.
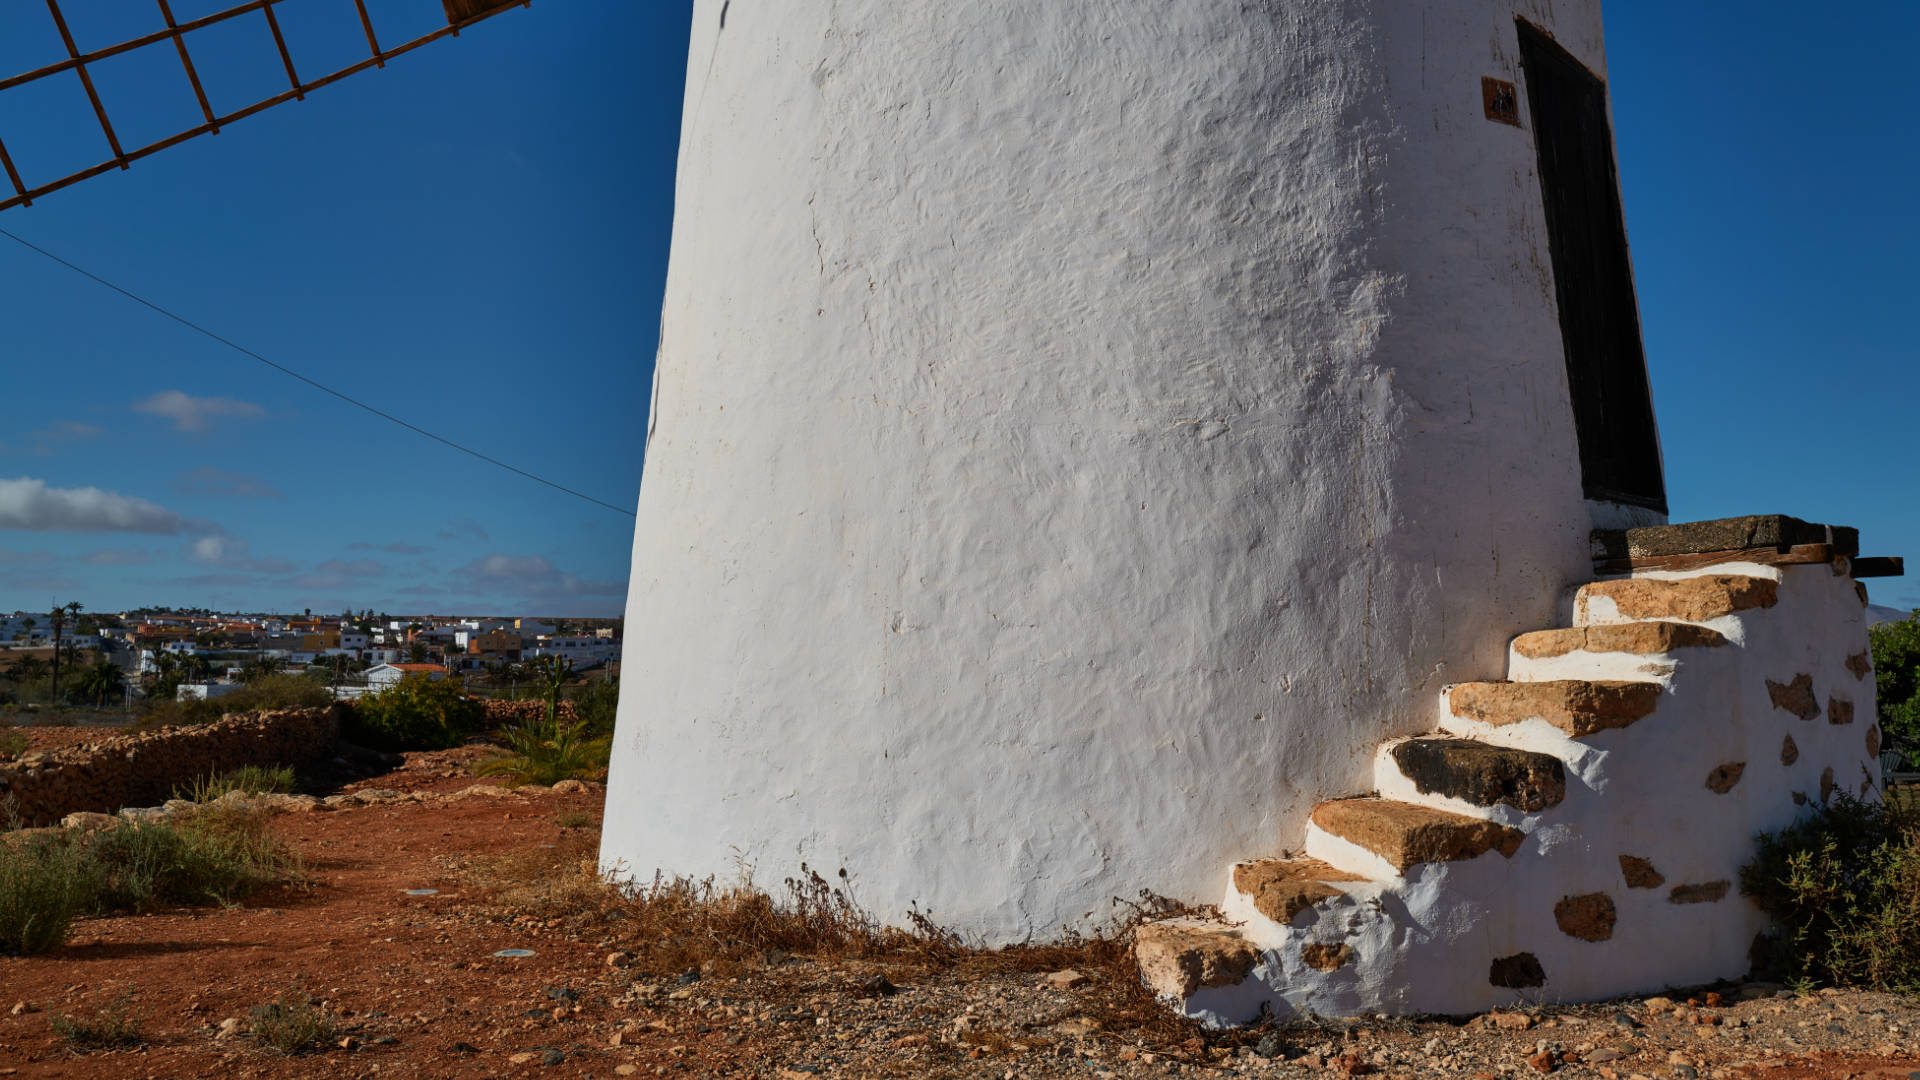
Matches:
[1516,19,1666,512]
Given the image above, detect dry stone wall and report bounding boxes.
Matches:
[0,706,343,828]
[479,699,578,725]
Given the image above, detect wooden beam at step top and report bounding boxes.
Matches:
[1594,543,1833,576]
[1851,557,1905,578]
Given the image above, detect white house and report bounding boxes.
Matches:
[362,662,447,688]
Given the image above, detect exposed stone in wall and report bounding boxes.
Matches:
[1766,674,1819,721]
[1488,953,1546,989]
[1618,855,1665,889]
[1867,725,1881,757]
[1820,767,1836,803]
[1845,652,1873,680]
[0,707,342,828]
[1704,762,1746,794]
[1553,893,1617,942]
[1827,697,1854,726]
[1780,735,1799,766]
[1668,881,1730,905]
[1300,943,1355,972]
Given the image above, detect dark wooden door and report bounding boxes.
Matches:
[1517,20,1667,513]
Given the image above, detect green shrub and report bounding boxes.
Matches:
[345,674,483,751]
[475,659,609,786]
[0,726,26,759]
[0,809,298,955]
[248,992,334,1055]
[175,764,296,803]
[0,833,91,956]
[78,814,294,914]
[50,991,143,1051]
[569,678,620,737]
[1740,793,1920,994]
[1872,612,1920,768]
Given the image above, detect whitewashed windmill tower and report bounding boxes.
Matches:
[606,0,1894,1017]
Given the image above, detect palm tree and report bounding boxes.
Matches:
[75,658,125,707]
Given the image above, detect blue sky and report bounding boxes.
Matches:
[0,2,1914,618]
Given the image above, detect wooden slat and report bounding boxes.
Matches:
[1594,543,1834,576]
[1852,557,1905,579]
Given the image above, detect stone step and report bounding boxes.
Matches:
[1228,857,1366,926]
[1382,737,1566,813]
[1574,574,1778,627]
[1308,798,1524,873]
[1445,679,1660,738]
[1512,621,1728,660]
[1134,917,1260,1004]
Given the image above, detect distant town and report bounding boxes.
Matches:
[0,607,621,707]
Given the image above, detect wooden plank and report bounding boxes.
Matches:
[1852,556,1905,579]
[1594,543,1833,576]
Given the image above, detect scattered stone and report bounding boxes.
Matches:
[1589,1049,1628,1063]
[7,1002,32,1017]
[542,1049,565,1066]
[605,951,631,968]
[551,779,590,794]
[861,974,899,997]
[1054,1016,1103,1036]
[1042,968,1090,990]
[509,1051,538,1065]
[1526,1051,1557,1073]
[615,1067,639,1077]
[1643,998,1676,1013]
[216,1017,245,1038]
[337,1036,358,1050]
[1489,1012,1535,1031]
[544,986,579,1003]
[451,1042,480,1053]
[1255,1032,1288,1058]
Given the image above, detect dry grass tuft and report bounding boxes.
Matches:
[459,836,1265,1054]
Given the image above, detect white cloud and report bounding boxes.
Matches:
[0,477,192,534]
[134,390,265,433]
[172,467,283,498]
[188,535,295,575]
[458,553,625,599]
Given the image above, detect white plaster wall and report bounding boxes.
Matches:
[605,0,1634,940]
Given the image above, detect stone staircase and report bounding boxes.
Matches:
[1135,518,1896,1024]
